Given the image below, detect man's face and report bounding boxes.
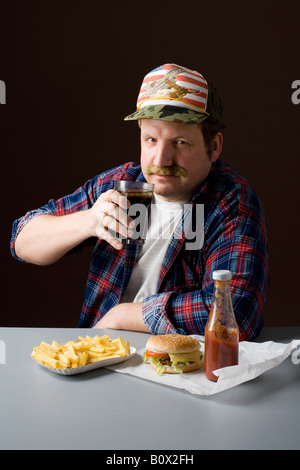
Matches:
[140,119,219,202]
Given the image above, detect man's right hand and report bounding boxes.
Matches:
[87,189,134,250]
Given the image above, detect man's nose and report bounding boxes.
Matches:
[153,142,174,167]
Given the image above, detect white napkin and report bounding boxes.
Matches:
[106,335,300,395]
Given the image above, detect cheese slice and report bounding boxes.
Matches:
[169,350,202,364]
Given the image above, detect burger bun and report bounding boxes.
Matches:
[146,334,201,355]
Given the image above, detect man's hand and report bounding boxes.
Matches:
[87,189,134,250]
[93,302,150,332]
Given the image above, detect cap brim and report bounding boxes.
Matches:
[124,104,209,124]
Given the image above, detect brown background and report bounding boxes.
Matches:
[1,1,299,328]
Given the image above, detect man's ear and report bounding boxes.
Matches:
[211,132,223,163]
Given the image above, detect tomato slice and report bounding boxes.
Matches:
[145,349,168,358]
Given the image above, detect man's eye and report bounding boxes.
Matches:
[147,138,156,143]
[176,140,186,145]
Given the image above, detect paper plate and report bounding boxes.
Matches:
[34,346,136,375]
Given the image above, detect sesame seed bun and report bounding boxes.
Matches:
[146,334,200,354]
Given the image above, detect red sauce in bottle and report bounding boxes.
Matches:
[204,270,239,382]
[205,329,239,382]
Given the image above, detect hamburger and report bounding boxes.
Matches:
[143,334,204,375]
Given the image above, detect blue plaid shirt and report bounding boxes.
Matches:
[10,160,270,340]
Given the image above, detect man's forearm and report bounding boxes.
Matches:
[94,302,150,332]
[14,211,91,265]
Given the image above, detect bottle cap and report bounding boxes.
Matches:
[213,270,232,281]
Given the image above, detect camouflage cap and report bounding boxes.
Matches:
[124,63,223,124]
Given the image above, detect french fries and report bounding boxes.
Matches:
[31,335,130,369]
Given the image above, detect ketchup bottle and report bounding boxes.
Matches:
[205,270,239,382]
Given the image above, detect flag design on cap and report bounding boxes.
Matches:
[136,63,209,114]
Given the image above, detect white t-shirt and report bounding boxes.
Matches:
[120,194,186,303]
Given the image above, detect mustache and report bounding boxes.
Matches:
[144,163,188,178]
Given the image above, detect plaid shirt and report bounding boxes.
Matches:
[10,160,270,340]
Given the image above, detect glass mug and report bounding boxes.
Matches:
[114,180,154,245]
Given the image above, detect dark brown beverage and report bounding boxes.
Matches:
[114,181,154,244]
[118,191,153,208]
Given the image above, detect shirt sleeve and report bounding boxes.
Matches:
[10,176,100,261]
[10,161,140,261]
[142,177,270,341]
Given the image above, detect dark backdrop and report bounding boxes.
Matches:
[1,1,299,328]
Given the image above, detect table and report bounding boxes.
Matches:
[0,327,299,450]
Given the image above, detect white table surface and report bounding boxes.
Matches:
[0,326,299,450]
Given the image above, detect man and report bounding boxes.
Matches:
[10,63,270,340]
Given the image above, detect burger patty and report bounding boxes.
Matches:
[161,358,172,366]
